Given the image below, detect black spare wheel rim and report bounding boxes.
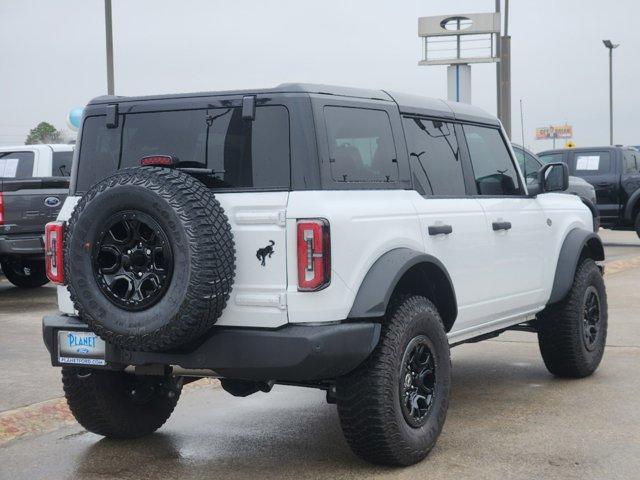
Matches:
[93,210,173,311]
[65,167,235,352]
[400,335,437,428]
[582,285,601,352]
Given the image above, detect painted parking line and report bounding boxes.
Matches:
[0,378,219,445]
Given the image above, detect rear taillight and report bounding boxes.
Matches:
[0,192,4,225]
[297,219,330,291]
[45,221,65,284]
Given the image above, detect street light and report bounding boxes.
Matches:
[603,39,619,146]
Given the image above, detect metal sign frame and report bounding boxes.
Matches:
[418,12,501,66]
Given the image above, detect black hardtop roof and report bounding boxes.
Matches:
[88,83,499,126]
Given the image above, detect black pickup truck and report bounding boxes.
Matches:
[0,145,71,287]
[539,146,640,237]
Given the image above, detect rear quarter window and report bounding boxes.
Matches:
[324,106,398,183]
[77,115,121,192]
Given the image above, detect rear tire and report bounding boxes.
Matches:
[634,211,640,239]
[537,259,607,378]
[62,367,182,439]
[336,295,451,466]
[0,259,49,288]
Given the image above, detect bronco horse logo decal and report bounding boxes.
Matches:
[256,240,275,266]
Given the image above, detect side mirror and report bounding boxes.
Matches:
[539,162,569,193]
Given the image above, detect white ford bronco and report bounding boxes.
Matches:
[42,84,606,466]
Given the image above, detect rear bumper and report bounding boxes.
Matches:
[0,234,44,258]
[42,314,381,381]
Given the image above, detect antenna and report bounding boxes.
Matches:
[520,98,526,180]
[520,99,526,149]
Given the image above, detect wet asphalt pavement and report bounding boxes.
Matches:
[0,230,639,479]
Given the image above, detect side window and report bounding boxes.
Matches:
[463,125,522,196]
[0,151,35,179]
[77,116,121,192]
[572,152,611,174]
[52,151,73,177]
[402,117,465,195]
[324,106,398,183]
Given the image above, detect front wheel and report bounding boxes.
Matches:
[634,211,640,239]
[537,258,607,378]
[336,295,451,466]
[1,258,49,288]
[62,367,182,438]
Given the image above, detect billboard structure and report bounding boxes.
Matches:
[535,124,573,148]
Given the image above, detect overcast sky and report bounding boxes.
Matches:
[1,0,639,150]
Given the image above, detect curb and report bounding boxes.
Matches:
[604,255,640,276]
[0,378,219,446]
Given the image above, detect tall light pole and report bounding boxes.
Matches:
[105,0,115,95]
[603,39,619,146]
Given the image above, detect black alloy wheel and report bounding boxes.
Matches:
[93,210,173,311]
[582,286,601,352]
[400,336,437,427]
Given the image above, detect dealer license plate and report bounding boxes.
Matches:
[57,330,106,366]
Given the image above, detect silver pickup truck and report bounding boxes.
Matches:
[0,144,71,287]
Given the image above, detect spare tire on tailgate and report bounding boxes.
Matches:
[65,167,235,351]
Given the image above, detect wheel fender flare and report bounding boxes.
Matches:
[623,189,640,221]
[548,228,604,305]
[348,248,457,320]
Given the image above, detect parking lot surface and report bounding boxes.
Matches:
[0,230,638,479]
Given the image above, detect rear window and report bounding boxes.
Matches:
[77,105,290,192]
[324,106,398,183]
[572,152,611,174]
[52,151,73,176]
[0,151,35,179]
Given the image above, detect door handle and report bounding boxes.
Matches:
[595,182,609,187]
[492,221,512,231]
[428,224,453,236]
